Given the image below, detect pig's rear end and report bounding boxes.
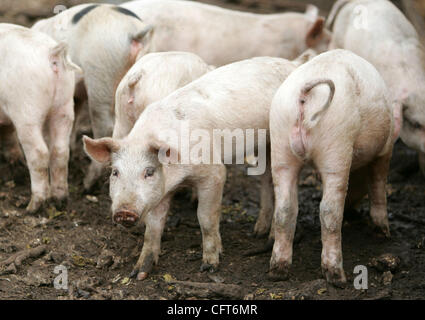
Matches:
[0,25,77,213]
[269,49,394,286]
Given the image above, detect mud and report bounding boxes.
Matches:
[0,137,424,300]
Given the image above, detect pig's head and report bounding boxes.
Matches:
[400,91,425,154]
[83,136,168,227]
[303,5,332,54]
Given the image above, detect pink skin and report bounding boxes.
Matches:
[33,5,153,191]
[269,50,394,286]
[0,25,77,212]
[122,0,332,65]
[113,52,213,140]
[328,0,425,177]
[84,56,306,280]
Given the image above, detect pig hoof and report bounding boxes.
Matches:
[380,226,391,239]
[372,223,391,238]
[26,197,45,214]
[267,263,291,282]
[200,263,218,273]
[322,267,347,288]
[253,222,270,238]
[50,197,68,211]
[137,272,149,281]
[129,269,149,281]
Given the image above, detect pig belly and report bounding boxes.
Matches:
[351,127,391,171]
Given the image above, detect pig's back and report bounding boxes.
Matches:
[281,50,388,113]
[32,4,95,42]
[139,57,295,134]
[333,0,420,68]
[0,27,58,108]
[0,27,57,77]
[274,49,392,165]
[134,51,211,103]
[121,0,291,65]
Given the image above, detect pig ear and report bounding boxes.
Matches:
[83,135,120,164]
[50,42,82,74]
[131,25,154,60]
[132,25,154,45]
[148,140,180,165]
[306,17,325,47]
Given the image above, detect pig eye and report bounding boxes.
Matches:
[111,168,119,177]
[144,167,155,178]
[413,122,423,130]
[404,116,423,130]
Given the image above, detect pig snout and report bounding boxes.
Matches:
[113,209,139,226]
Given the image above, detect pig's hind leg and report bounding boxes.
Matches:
[366,150,392,238]
[317,150,353,287]
[253,163,274,238]
[195,164,226,273]
[14,120,50,213]
[48,99,74,208]
[268,158,302,281]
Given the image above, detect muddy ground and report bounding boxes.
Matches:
[0,136,424,300]
[1,0,425,301]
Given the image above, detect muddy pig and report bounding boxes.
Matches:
[83,55,313,280]
[113,51,214,139]
[33,4,153,191]
[121,0,331,66]
[269,49,398,286]
[327,0,425,177]
[0,24,79,212]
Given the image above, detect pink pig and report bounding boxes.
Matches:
[0,24,79,212]
[269,49,397,286]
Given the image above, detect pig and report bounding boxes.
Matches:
[33,4,154,190]
[113,51,214,139]
[121,0,331,66]
[268,49,397,286]
[327,0,425,177]
[0,24,79,212]
[83,55,310,280]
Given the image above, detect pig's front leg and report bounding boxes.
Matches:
[254,164,274,238]
[268,162,302,281]
[131,195,171,281]
[367,151,392,237]
[319,167,350,287]
[15,121,50,213]
[48,99,74,207]
[195,164,226,272]
[419,152,425,178]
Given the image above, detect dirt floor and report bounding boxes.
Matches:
[0,137,424,300]
[1,0,425,301]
